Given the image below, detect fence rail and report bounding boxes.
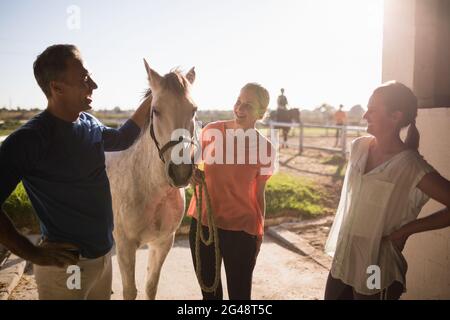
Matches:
[262,121,367,156]
[1,122,368,155]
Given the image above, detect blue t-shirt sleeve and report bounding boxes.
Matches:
[101,119,141,152]
[0,129,43,205]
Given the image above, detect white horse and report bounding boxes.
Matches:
[106,60,197,299]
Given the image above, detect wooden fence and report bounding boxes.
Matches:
[262,121,367,156]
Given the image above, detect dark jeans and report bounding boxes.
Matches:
[189,218,260,300]
[324,272,404,300]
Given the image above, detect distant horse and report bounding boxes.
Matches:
[106,60,197,299]
[269,108,301,148]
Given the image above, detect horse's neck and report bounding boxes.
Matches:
[129,131,168,188]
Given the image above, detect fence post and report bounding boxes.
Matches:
[269,121,275,149]
[342,125,347,156]
[299,122,304,155]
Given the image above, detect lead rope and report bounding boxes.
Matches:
[193,168,221,293]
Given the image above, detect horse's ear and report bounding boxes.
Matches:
[186,67,196,84]
[143,58,162,91]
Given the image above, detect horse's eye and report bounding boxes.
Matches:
[152,109,160,117]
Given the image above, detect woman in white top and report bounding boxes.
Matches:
[324,81,450,300]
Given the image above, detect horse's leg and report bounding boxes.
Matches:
[145,233,174,300]
[115,233,139,300]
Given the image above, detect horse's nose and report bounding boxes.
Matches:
[167,161,193,188]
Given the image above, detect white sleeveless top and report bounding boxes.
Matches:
[325,136,435,295]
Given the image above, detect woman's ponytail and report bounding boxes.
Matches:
[405,120,420,150]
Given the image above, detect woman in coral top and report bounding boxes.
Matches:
[187,83,276,300]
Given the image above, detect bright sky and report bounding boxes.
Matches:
[0,0,384,111]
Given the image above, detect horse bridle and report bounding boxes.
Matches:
[149,107,196,164]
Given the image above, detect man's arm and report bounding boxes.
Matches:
[0,209,78,267]
[102,95,152,152]
[0,208,38,260]
[130,94,152,129]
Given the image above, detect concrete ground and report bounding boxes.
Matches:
[8,229,330,300]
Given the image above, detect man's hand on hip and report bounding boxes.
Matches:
[30,241,80,268]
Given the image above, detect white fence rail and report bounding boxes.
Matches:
[263,121,367,156]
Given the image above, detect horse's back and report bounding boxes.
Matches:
[269,109,301,128]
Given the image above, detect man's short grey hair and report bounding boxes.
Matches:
[33,44,80,97]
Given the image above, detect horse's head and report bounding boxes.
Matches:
[144,59,197,188]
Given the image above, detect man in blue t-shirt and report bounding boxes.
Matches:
[0,44,151,299]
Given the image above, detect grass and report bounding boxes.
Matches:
[2,183,40,233]
[321,154,346,166]
[5,173,327,232]
[320,154,347,179]
[180,187,194,227]
[0,120,23,137]
[0,129,15,137]
[91,111,133,120]
[265,173,325,217]
[0,118,120,136]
